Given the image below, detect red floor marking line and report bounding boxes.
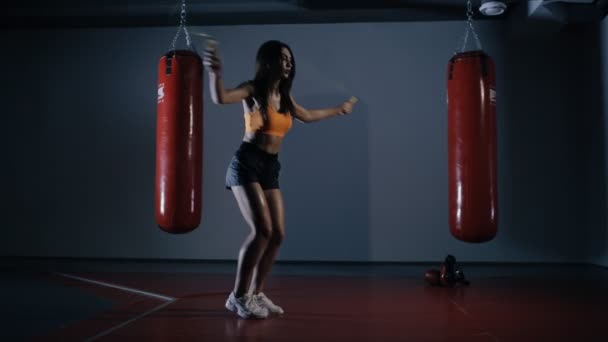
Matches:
[55,272,177,341]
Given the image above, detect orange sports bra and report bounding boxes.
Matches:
[244,106,293,138]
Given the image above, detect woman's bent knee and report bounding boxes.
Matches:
[251,222,273,241]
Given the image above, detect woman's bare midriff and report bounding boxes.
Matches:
[243,132,283,154]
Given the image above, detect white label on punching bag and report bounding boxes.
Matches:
[490,88,496,105]
[158,83,165,103]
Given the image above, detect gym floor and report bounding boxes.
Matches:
[3,258,607,341]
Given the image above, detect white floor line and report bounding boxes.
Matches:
[55,272,175,301]
[84,300,176,342]
[55,272,177,341]
[449,298,500,342]
[472,332,500,342]
[449,298,472,317]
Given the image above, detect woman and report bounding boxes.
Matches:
[204,40,356,319]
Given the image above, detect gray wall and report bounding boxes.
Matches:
[591,17,608,267]
[0,21,598,262]
[580,19,608,268]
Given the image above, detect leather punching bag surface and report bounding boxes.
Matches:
[156,50,203,234]
[447,50,497,243]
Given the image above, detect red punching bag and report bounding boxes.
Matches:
[447,50,498,243]
[155,50,203,234]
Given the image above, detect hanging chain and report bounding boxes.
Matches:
[458,0,482,53]
[467,0,474,20]
[171,0,193,51]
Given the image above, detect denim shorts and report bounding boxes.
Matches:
[225,142,281,190]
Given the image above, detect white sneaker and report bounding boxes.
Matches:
[255,292,284,315]
[225,292,269,319]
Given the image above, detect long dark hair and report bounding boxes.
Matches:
[249,40,296,119]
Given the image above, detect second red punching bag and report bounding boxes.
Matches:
[155,50,203,234]
[447,50,497,243]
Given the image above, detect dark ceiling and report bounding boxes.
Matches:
[5,0,528,28]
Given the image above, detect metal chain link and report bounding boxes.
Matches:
[458,0,483,53]
[467,0,474,19]
[170,0,193,51]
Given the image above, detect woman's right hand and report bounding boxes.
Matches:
[203,40,222,75]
